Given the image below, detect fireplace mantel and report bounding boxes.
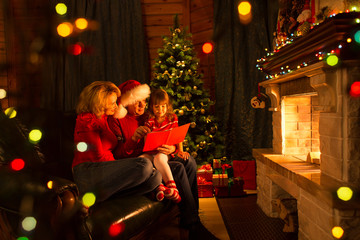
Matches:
[258,12,360,113]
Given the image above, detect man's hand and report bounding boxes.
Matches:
[177,151,190,160]
[132,126,150,142]
[157,145,176,155]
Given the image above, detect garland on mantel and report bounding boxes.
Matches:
[256,11,360,80]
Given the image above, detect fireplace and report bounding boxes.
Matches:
[281,94,320,162]
[253,13,360,240]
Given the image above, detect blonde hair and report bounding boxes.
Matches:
[76,81,120,118]
[148,88,175,120]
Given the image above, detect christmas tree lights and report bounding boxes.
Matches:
[150,15,226,164]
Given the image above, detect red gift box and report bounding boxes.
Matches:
[197,164,213,182]
[232,160,256,190]
[230,177,246,197]
[214,186,229,197]
[197,176,213,198]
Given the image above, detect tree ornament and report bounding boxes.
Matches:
[179,109,184,115]
[210,126,217,133]
[200,109,205,114]
[190,122,196,128]
[193,86,197,90]
[191,151,197,158]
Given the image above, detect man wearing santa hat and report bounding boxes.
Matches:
[108,80,215,239]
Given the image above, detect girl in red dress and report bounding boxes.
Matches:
[142,89,190,203]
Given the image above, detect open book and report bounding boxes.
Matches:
[143,123,190,152]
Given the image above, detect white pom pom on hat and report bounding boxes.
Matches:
[113,80,151,119]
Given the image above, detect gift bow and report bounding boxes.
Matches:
[197,176,212,185]
[222,164,232,174]
[199,164,212,171]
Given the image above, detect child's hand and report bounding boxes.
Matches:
[178,151,190,160]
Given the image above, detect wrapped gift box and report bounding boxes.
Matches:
[198,183,214,198]
[197,164,213,182]
[213,159,221,169]
[197,176,213,198]
[232,160,256,190]
[214,177,246,197]
[214,186,229,197]
[213,173,228,186]
[230,177,246,197]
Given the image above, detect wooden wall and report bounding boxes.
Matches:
[0,0,8,109]
[0,0,216,110]
[141,0,215,99]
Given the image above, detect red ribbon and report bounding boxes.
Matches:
[197,176,212,185]
[222,164,232,174]
[199,164,212,171]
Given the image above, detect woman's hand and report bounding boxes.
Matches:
[132,126,150,142]
[157,144,176,155]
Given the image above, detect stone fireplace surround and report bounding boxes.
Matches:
[253,14,360,240]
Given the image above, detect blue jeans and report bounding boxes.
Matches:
[169,155,200,226]
[72,157,161,202]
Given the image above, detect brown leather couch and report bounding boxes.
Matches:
[0,108,178,240]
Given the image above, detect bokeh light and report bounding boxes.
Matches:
[347,38,352,43]
[22,216,37,232]
[57,22,73,37]
[354,30,360,44]
[82,192,96,207]
[238,1,251,15]
[326,55,339,66]
[75,18,88,30]
[47,181,53,189]
[10,158,25,171]
[332,226,344,239]
[0,89,6,99]
[29,129,42,143]
[68,43,83,55]
[17,237,29,240]
[202,42,213,54]
[55,3,67,15]
[337,186,353,201]
[349,81,360,97]
[109,222,125,237]
[77,142,88,152]
[238,1,252,24]
[5,107,17,118]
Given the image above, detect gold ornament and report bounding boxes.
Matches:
[190,122,196,128]
[193,86,197,90]
[200,109,205,114]
[179,109,184,115]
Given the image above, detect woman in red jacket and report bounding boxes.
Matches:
[72,81,161,202]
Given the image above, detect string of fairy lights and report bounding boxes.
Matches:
[256,12,360,83]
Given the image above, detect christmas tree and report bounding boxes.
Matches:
[150,15,226,165]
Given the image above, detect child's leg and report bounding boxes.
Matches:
[153,153,181,203]
[153,153,172,183]
[140,153,165,201]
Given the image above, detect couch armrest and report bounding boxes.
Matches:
[0,167,83,239]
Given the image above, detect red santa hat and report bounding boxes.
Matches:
[113,80,151,119]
